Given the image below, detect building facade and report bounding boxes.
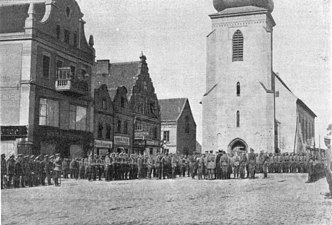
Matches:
[202,0,316,154]
[93,84,114,156]
[94,55,161,155]
[0,0,95,157]
[159,98,196,155]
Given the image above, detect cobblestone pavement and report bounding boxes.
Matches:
[2,174,332,225]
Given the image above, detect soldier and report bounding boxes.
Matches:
[86,154,92,181]
[147,155,153,179]
[44,155,52,185]
[104,154,111,181]
[1,154,7,189]
[53,153,62,186]
[220,151,229,180]
[170,154,177,179]
[39,155,46,185]
[110,153,116,180]
[155,154,162,179]
[233,152,240,179]
[96,155,103,180]
[21,156,29,187]
[258,151,265,174]
[62,158,69,179]
[291,153,297,173]
[262,152,269,178]
[324,135,332,198]
[137,154,143,179]
[197,154,204,180]
[49,155,55,184]
[239,151,247,179]
[7,154,15,188]
[13,154,23,188]
[248,148,256,179]
[207,151,215,180]
[203,151,208,179]
[79,158,85,179]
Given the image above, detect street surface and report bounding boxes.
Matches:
[1,174,332,225]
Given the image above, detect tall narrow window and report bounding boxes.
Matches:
[185,116,190,133]
[64,29,70,44]
[106,123,111,139]
[56,25,60,39]
[121,97,125,108]
[117,120,122,133]
[236,82,240,96]
[42,55,50,78]
[236,111,240,127]
[70,66,76,78]
[232,30,244,61]
[73,32,78,47]
[163,131,170,142]
[98,123,103,139]
[124,121,128,134]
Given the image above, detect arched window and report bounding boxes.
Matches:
[232,30,244,61]
[236,111,240,127]
[236,82,240,96]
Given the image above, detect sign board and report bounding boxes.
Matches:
[146,140,160,147]
[1,126,27,138]
[134,131,150,139]
[94,140,113,149]
[114,136,130,146]
[134,140,146,146]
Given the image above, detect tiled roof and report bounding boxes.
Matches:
[95,61,140,99]
[0,3,45,33]
[159,98,187,122]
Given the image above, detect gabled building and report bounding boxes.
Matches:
[159,98,196,155]
[0,0,95,157]
[93,84,114,156]
[94,54,161,155]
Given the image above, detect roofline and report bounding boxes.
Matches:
[274,72,293,94]
[296,99,317,118]
[0,0,45,6]
[158,98,188,102]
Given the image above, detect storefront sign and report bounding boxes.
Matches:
[94,140,113,149]
[134,140,146,146]
[146,140,160,147]
[114,136,130,146]
[1,126,27,138]
[134,131,150,139]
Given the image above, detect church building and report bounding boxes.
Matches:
[202,0,316,154]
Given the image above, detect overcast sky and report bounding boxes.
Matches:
[77,0,331,148]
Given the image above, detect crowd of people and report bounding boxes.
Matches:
[0,149,327,189]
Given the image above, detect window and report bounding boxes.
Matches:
[98,123,103,139]
[56,60,63,69]
[102,98,107,110]
[70,66,76,78]
[124,121,128,134]
[232,30,244,61]
[69,105,87,131]
[117,120,121,133]
[236,82,240,96]
[121,97,125,108]
[163,131,170,142]
[106,124,111,139]
[42,55,50,78]
[56,25,60,39]
[150,148,153,155]
[153,127,158,139]
[185,116,190,133]
[150,103,155,114]
[64,29,70,44]
[73,32,78,47]
[236,111,240,127]
[66,7,71,18]
[135,119,142,131]
[39,98,59,127]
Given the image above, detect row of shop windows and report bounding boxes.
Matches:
[39,98,88,131]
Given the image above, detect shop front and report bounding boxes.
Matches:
[36,126,93,158]
[0,126,30,155]
[94,139,113,156]
[114,135,131,154]
[133,139,160,155]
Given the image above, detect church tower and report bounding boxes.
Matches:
[202,0,276,153]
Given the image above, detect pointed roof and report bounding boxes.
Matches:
[159,98,188,122]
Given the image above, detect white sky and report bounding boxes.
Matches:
[77,0,332,147]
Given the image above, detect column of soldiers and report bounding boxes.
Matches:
[1,150,327,189]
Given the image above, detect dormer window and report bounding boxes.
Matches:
[64,29,70,44]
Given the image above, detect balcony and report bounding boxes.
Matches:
[55,67,89,96]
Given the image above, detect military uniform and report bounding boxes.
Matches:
[233,153,240,179]
[14,155,23,188]
[248,150,256,179]
[44,155,52,185]
[7,155,15,187]
[53,154,62,186]
[239,152,247,179]
[220,152,229,180]
[1,154,7,189]
[197,155,204,180]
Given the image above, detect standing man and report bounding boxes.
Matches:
[248,148,256,179]
[215,151,222,179]
[6,154,15,188]
[220,151,229,180]
[1,154,7,189]
[14,154,23,188]
[233,152,240,179]
[239,151,247,179]
[53,153,62,186]
[44,155,52,185]
[262,152,269,178]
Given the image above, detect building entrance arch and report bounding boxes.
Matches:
[228,138,248,154]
